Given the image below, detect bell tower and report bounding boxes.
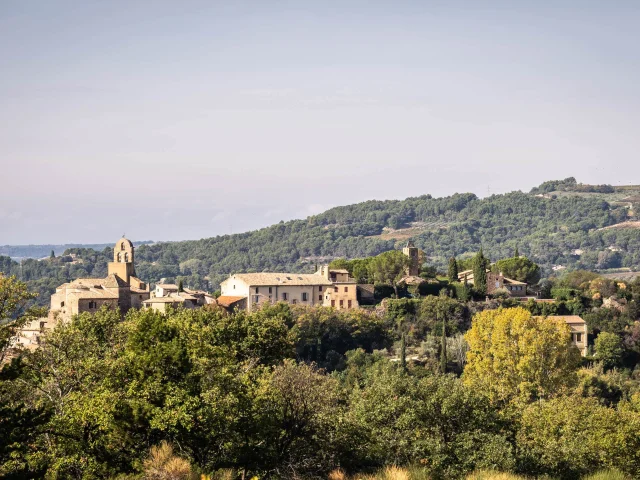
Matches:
[107,236,135,283]
[402,240,420,276]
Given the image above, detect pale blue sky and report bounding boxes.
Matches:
[1,1,639,244]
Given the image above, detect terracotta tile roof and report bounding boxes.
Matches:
[224,273,333,287]
[216,295,246,307]
[330,269,350,274]
[157,283,178,290]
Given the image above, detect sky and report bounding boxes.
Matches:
[1,1,640,245]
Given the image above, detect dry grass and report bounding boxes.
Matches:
[466,472,528,480]
[329,469,348,480]
[143,441,194,480]
[582,470,629,480]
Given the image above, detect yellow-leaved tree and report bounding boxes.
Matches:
[463,307,581,404]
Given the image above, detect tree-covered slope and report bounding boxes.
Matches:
[2,180,640,304]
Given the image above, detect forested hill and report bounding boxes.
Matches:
[2,179,640,303]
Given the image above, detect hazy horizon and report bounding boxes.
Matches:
[2,1,640,244]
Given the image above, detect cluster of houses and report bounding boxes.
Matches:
[14,237,587,356]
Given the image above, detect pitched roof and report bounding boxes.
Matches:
[216,295,246,307]
[330,269,350,274]
[225,273,333,287]
[70,274,128,288]
[143,297,184,304]
[157,283,178,290]
[546,315,586,324]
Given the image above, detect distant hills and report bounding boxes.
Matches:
[2,179,640,304]
[0,242,154,260]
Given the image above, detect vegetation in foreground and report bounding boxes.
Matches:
[2,273,640,479]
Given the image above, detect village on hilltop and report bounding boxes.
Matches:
[15,236,588,357]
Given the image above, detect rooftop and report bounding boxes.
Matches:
[226,273,333,287]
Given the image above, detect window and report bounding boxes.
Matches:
[124,253,129,262]
[61,301,65,308]
[318,295,323,301]
[302,292,308,301]
[339,300,344,308]
[282,292,288,301]
[331,300,335,307]
[344,286,348,292]
[39,321,46,331]
[252,295,259,303]
[233,285,235,289]
[117,253,122,262]
[575,333,582,342]
[334,287,339,292]
[269,287,272,294]
[121,243,125,250]
[256,287,259,294]
[89,301,97,309]
[348,300,352,308]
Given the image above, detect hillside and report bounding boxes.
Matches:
[2,178,640,304]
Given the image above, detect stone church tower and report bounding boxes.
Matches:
[108,237,136,283]
[402,240,420,276]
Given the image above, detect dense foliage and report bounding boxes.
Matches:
[2,272,640,479]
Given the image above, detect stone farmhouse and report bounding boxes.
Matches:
[458,269,528,297]
[547,315,588,356]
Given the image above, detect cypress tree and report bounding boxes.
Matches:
[400,333,407,372]
[50,250,55,259]
[178,280,184,292]
[473,249,487,295]
[440,318,447,373]
[448,257,458,283]
[514,246,519,258]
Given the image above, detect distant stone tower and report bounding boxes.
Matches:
[402,240,420,276]
[107,236,135,283]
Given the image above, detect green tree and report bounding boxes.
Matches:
[440,314,447,373]
[50,250,55,259]
[517,395,640,478]
[178,279,184,292]
[472,249,488,296]
[464,307,582,404]
[448,257,458,283]
[595,332,624,370]
[368,250,410,298]
[400,333,407,372]
[514,245,519,258]
[346,363,515,477]
[0,274,45,363]
[494,256,541,284]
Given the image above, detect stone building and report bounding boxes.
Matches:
[317,266,360,310]
[546,315,588,356]
[402,241,421,276]
[219,265,360,312]
[16,237,151,350]
[48,237,150,323]
[458,269,528,297]
[142,284,215,312]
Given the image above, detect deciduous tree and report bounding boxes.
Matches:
[464,307,581,404]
